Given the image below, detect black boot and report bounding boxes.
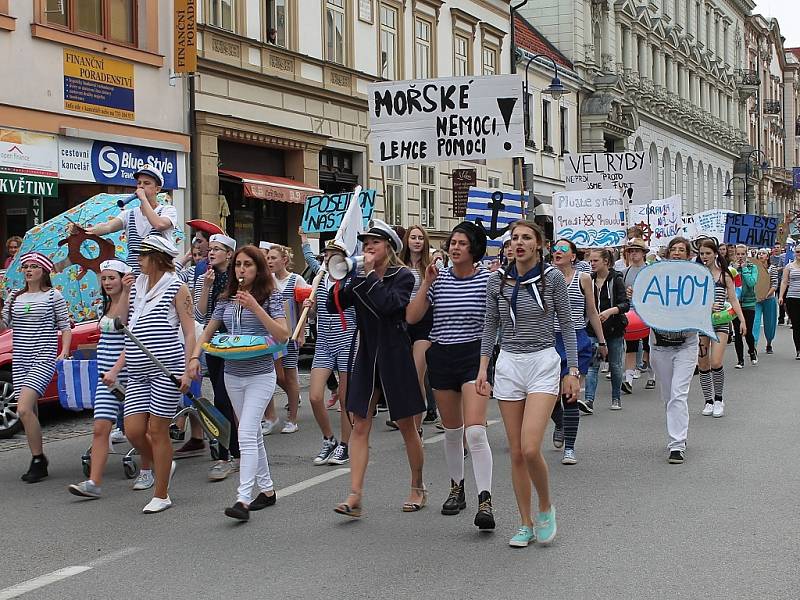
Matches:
[474,490,495,530]
[441,479,466,515]
[22,455,49,484]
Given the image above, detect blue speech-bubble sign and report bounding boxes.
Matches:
[631,260,718,341]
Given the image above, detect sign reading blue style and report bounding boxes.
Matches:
[631,261,717,341]
[723,213,778,248]
[301,189,376,233]
[90,142,179,189]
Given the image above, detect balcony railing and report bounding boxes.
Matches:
[737,69,760,87]
[764,100,781,115]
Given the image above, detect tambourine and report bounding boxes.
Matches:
[624,310,650,341]
[711,302,736,327]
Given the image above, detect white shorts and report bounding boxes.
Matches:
[493,348,562,401]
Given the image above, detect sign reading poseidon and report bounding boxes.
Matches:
[367,75,525,166]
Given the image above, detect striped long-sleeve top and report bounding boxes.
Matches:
[481,267,578,369]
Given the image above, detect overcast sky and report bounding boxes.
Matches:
[755,0,799,48]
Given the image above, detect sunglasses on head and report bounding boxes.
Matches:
[551,244,571,253]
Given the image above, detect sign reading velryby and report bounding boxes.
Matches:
[723,213,778,247]
[565,152,651,205]
[553,189,626,248]
[301,189,376,233]
[632,260,717,340]
[63,49,135,121]
[368,75,524,166]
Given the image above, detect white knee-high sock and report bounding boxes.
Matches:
[443,426,465,484]
[465,425,493,494]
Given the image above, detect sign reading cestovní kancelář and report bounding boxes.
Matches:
[63,49,135,121]
[367,75,525,166]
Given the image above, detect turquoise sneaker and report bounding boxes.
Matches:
[509,525,535,548]
[535,505,557,545]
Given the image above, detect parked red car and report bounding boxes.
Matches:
[0,320,101,438]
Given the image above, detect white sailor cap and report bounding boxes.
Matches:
[357,218,403,253]
[133,165,164,187]
[140,234,179,257]
[210,234,236,251]
[259,241,273,250]
[99,259,132,274]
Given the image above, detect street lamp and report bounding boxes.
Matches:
[723,175,747,211]
[742,148,769,214]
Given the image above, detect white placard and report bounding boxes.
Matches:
[367,75,525,166]
[553,189,626,248]
[689,208,738,241]
[565,151,652,205]
[628,195,683,248]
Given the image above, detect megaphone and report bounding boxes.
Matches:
[328,254,363,281]
[117,193,137,208]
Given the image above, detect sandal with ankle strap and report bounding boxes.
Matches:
[402,486,428,512]
[334,491,362,518]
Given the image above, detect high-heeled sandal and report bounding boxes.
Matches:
[402,486,428,512]
[334,490,362,518]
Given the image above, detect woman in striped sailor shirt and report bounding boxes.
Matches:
[407,221,496,531]
[0,252,71,483]
[191,245,289,521]
[69,259,136,499]
[476,221,579,548]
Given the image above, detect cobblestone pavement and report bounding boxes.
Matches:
[0,364,312,453]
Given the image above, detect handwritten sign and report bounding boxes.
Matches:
[301,189,376,233]
[629,195,683,248]
[689,209,737,241]
[367,75,524,166]
[632,261,717,341]
[465,187,524,257]
[553,189,626,248]
[723,213,778,248]
[565,152,652,205]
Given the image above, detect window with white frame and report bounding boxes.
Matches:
[482,46,497,75]
[325,0,346,64]
[210,0,234,31]
[414,17,432,78]
[559,106,568,155]
[454,34,469,76]
[380,4,399,79]
[488,173,501,189]
[385,165,404,226]
[420,165,436,228]
[542,99,552,151]
[266,0,287,47]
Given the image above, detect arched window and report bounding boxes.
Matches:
[697,162,705,211]
[662,148,672,197]
[675,153,684,211]
[649,143,659,201]
[686,156,694,214]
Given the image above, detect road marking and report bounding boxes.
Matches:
[423,419,500,446]
[279,468,350,497]
[0,548,141,600]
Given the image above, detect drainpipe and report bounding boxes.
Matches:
[510,0,528,208]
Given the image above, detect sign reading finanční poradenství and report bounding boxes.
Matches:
[565,152,652,205]
[63,49,135,121]
[367,75,525,166]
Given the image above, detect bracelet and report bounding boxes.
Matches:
[598,342,607,346]
[188,356,200,363]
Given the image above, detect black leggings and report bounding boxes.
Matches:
[733,309,756,361]
[785,297,800,352]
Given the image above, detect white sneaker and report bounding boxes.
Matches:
[142,495,172,513]
[712,400,724,418]
[261,419,278,436]
[632,369,641,380]
[281,421,299,434]
[701,403,714,416]
[109,428,127,444]
[132,470,155,490]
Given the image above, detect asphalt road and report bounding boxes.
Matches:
[1,334,799,600]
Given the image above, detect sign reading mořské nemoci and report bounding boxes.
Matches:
[367,75,525,166]
[0,173,58,197]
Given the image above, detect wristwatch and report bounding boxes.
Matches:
[568,367,580,378]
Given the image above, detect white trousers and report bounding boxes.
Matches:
[225,371,277,504]
[649,343,696,452]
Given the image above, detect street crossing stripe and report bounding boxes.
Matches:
[278,467,351,497]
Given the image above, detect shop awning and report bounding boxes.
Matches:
[219,169,322,204]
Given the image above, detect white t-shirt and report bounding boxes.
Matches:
[118,203,178,241]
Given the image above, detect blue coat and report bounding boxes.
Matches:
[328,265,425,421]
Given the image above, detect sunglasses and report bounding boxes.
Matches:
[551,244,571,253]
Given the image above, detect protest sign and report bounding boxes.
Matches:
[722,213,778,248]
[553,189,626,248]
[301,189,376,234]
[689,209,737,241]
[367,75,524,166]
[564,151,652,205]
[629,195,683,248]
[465,187,524,257]
[631,260,717,341]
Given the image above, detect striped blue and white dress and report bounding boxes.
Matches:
[274,273,307,370]
[312,276,356,373]
[124,275,186,418]
[93,313,127,421]
[1,288,70,398]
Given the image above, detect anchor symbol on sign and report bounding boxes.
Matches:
[475,191,509,240]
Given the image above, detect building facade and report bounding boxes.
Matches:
[738,15,799,218]
[0,0,190,245]
[520,0,757,216]
[192,0,514,253]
